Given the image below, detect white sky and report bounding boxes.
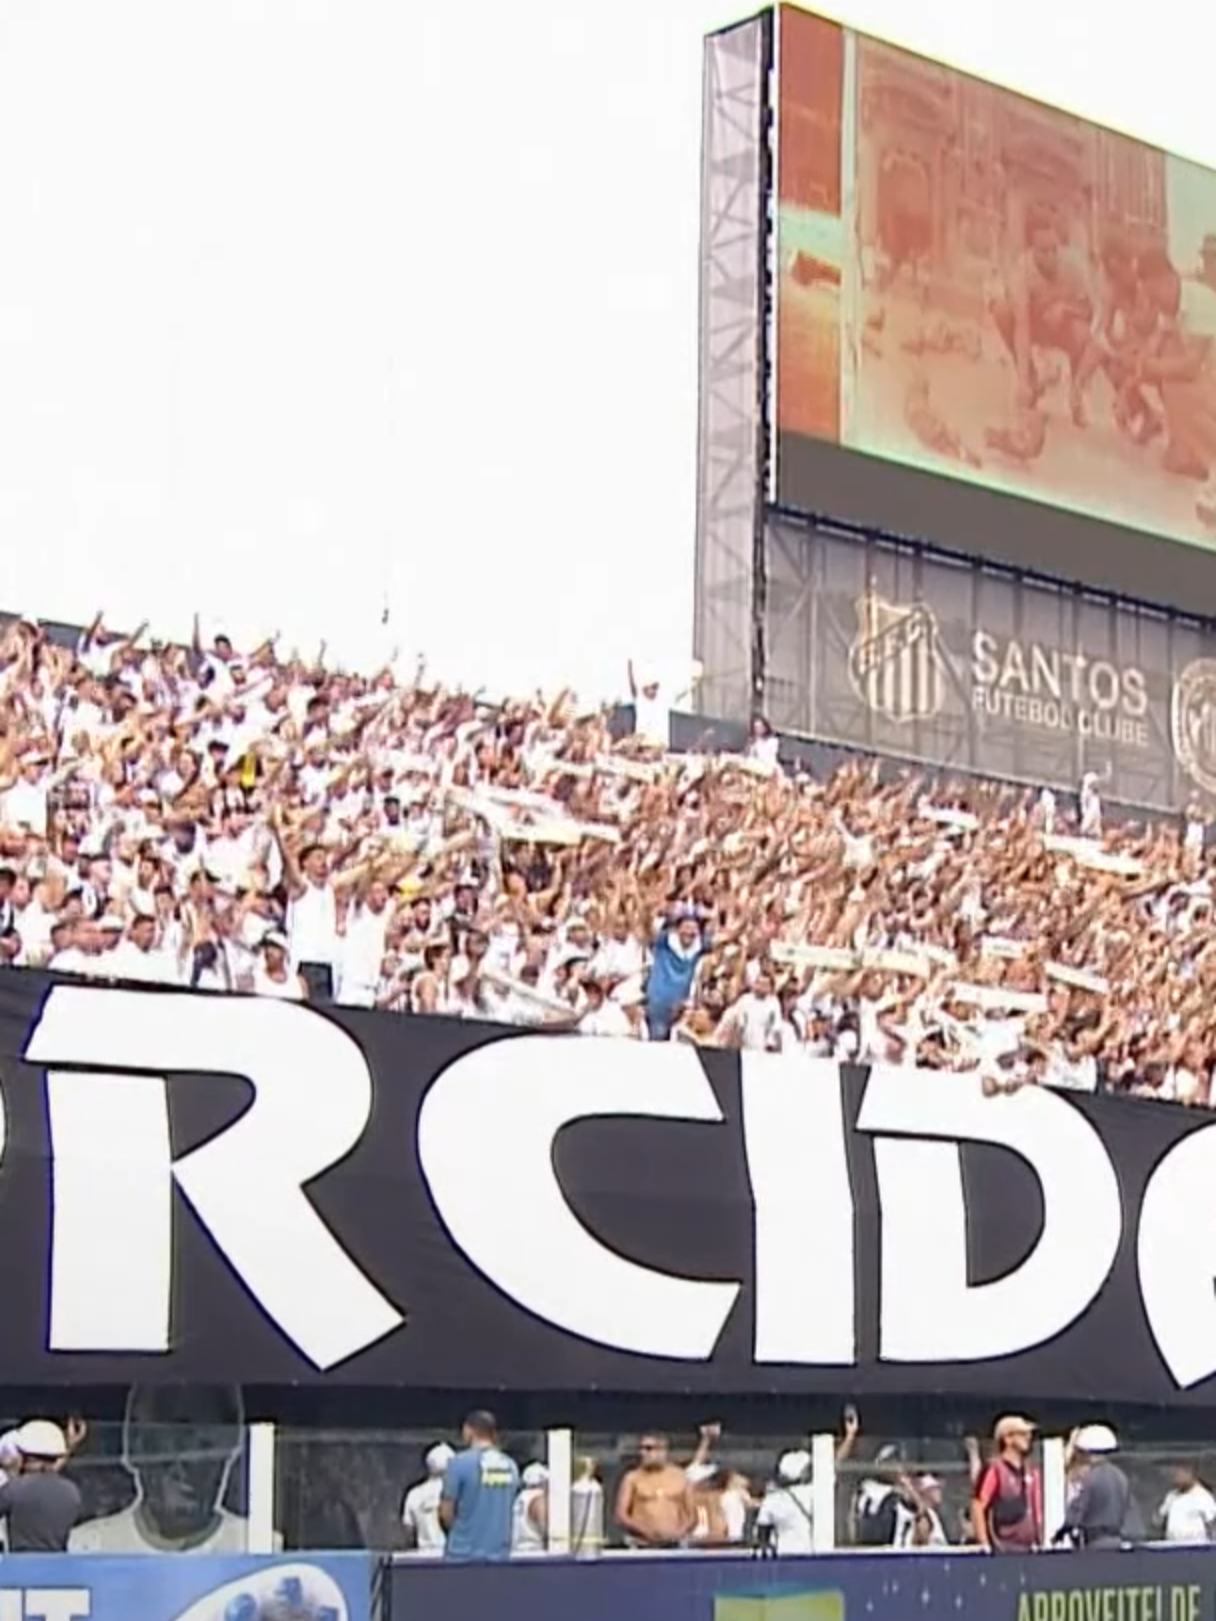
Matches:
[1,0,1212,698]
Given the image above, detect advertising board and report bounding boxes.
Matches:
[772,5,1216,613]
[386,1549,1210,1621]
[0,1555,370,1621]
[763,514,1216,809]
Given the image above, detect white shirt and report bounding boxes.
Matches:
[1,778,48,834]
[512,1488,546,1554]
[70,1505,262,1554]
[1161,1484,1216,1544]
[728,992,783,1051]
[894,1504,948,1548]
[579,1002,632,1038]
[48,947,114,980]
[12,901,54,967]
[287,879,340,967]
[746,735,780,768]
[402,1476,446,1554]
[590,935,645,982]
[109,941,182,986]
[633,690,669,748]
[756,1482,813,1555]
[1046,1047,1098,1093]
[253,964,304,1001]
[339,902,391,998]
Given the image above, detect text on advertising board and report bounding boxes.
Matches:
[850,590,1151,747]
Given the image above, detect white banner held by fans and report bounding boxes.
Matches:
[982,937,1026,960]
[858,948,935,979]
[1044,836,1144,878]
[772,943,944,978]
[918,804,979,834]
[480,968,571,1016]
[1045,963,1109,995]
[949,982,1047,1015]
[771,944,857,972]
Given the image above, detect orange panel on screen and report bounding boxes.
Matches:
[773,3,1216,554]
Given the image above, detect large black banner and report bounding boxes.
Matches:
[2,970,1216,1403]
[763,515,1216,810]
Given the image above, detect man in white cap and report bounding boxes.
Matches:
[402,1443,455,1555]
[0,1421,82,1551]
[1056,1424,1140,1550]
[755,1450,815,1555]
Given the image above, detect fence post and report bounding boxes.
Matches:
[248,1421,278,1554]
[546,1427,573,1555]
[812,1431,837,1552]
[1042,1435,1066,1547]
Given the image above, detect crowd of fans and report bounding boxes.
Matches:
[0,610,1212,1105]
[393,1412,1216,1558]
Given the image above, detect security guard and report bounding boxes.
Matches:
[1056,1424,1140,1549]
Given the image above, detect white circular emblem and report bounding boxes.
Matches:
[1171,659,1216,795]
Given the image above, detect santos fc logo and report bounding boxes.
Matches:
[14,984,1216,1390]
[849,587,1216,792]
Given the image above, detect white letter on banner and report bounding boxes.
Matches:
[1139,1123,1216,1388]
[418,1035,741,1358]
[25,986,402,1369]
[21,1594,92,1621]
[741,1051,856,1364]
[858,1066,1121,1362]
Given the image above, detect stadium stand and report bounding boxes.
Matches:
[0,609,1210,1106]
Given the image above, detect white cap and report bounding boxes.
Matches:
[1074,1423,1118,1454]
[426,1443,455,1476]
[777,1449,811,1483]
[522,1462,550,1489]
[15,1420,68,1459]
[0,1429,21,1460]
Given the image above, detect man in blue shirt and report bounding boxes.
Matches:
[439,1410,520,1562]
[645,908,710,1040]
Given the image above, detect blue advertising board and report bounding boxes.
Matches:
[387,1549,1214,1621]
[0,1554,371,1621]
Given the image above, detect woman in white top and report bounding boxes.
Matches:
[252,932,307,1001]
[744,716,780,770]
[512,1463,549,1555]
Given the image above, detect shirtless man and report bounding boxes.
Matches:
[614,1434,696,1548]
[990,202,1094,426]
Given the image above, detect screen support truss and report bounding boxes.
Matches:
[693,10,773,724]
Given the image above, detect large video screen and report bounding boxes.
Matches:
[774,5,1216,555]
